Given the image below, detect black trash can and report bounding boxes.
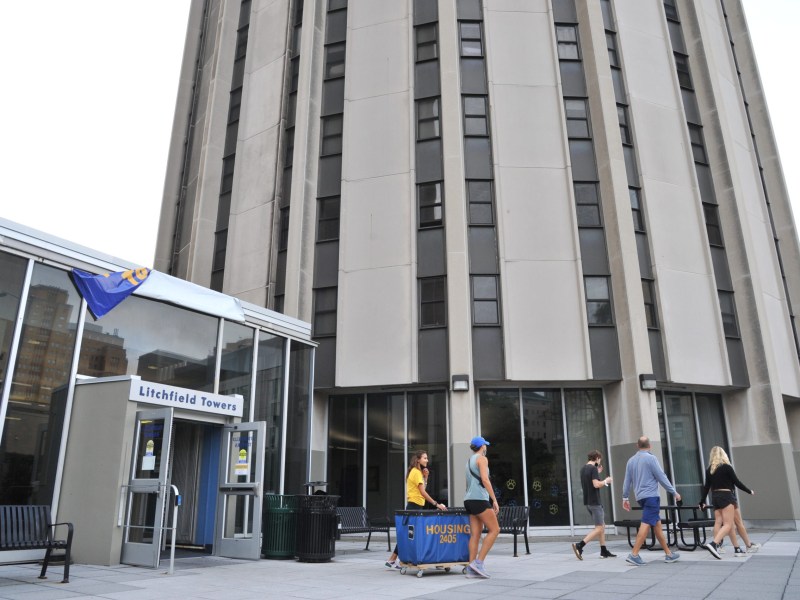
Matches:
[262,494,297,559]
[295,494,340,562]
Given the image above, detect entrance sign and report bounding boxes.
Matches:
[128,377,243,418]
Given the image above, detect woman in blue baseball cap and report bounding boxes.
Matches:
[463,436,499,578]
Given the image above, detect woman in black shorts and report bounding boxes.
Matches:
[463,436,499,578]
[699,446,756,559]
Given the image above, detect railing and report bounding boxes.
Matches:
[117,483,180,575]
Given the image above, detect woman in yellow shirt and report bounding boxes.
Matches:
[385,450,447,568]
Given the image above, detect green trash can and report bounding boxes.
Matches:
[262,494,297,559]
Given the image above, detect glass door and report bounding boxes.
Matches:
[215,422,266,559]
[121,408,174,568]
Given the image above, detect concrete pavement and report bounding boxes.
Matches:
[1,530,798,599]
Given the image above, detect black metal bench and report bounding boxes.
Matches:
[483,506,530,557]
[336,507,391,551]
[675,505,715,551]
[612,518,672,550]
[0,505,74,583]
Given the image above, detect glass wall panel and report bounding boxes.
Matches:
[565,390,610,526]
[78,295,219,391]
[366,393,405,521]
[327,395,363,507]
[219,321,254,418]
[695,393,728,469]
[408,391,448,504]
[284,341,312,494]
[661,392,703,504]
[254,332,284,493]
[0,252,28,392]
[0,264,81,505]
[522,390,568,526]
[479,390,524,508]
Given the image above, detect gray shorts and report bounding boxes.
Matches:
[586,504,605,526]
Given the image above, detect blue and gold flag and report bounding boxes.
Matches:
[71,268,150,318]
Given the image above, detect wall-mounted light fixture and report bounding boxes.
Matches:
[451,374,470,392]
[639,373,657,391]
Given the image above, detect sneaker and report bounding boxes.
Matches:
[625,553,646,566]
[703,541,721,560]
[733,547,746,557]
[664,552,681,563]
[468,560,490,578]
[571,543,584,560]
[718,541,726,554]
[746,543,761,553]
[385,560,401,570]
[600,549,617,558]
[465,565,481,578]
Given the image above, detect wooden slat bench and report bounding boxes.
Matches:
[0,505,74,583]
[336,507,391,551]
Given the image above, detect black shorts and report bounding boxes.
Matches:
[464,499,492,515]
[712,490,737,510]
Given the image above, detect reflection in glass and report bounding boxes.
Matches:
[365,393,405,522]
[659,393,703,504]
[222,494,255,538]
[254,332,284,493]
[284,342,312,494]
[522,390,568,526]
[78,295,219,391]
[479,390,524,508]
[127,492,158,543]
[696,393,728,469]
[0,251,27,393]
[565,390,610,526]
[327,395,363,507]
[135,419,166,479]
[219,321,254,418]
[408,391,448,505]
[0,264,81,505]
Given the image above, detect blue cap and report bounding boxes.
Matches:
[470,436,490,448]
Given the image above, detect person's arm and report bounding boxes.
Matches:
[700,468,711,506]
[477,455,499,512]
[729,465,754,495]
[651,455,680,500]
[622,460,632,511]
[417,481,445,509]
[591,466,611,489]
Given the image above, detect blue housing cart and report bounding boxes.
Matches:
[394,508,470,577]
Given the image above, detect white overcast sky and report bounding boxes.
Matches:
[0,1,798,268]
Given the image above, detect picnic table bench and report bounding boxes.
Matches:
[0,505,73,583]
[336,506,391,550]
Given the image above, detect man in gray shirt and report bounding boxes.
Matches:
[621,436,681,565]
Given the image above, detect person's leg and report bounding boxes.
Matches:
[734,506,752,547]
[651,521,675,556]
[475,508,500,562]
[714,504,735,544]
[468,514,482,563]
[631,522,651,555]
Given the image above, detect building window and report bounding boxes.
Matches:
[556,25,579,60]
[629,188,645,232]
[585,276,613,325]
[313,287,338,337]
[565,99,590,138]
[318,197,340,241]
[279,207,290,251]
[718,291,739,337]
[688,124,708,163]
[329,0,347,10]
[617,105,631,144]
[674,53,692,88]
[418,182,443,228]
[575,183,601,227]
[472,275,499,325]
[324,42,346,79]
[463,96,488,136]
[416,23,438,62]
[642,279,658,328]
[284,128,295,166]
[606,33,619,67]
[416,98,440,140]
[704,204,723,246]
[663,0,679,21]
[321,114,343,156]
[459,22,483,57]
[419,277,447,327]
[467,180,493,225]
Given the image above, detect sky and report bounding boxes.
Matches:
[0,1,798,269]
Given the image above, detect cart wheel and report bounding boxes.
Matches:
[400,567,407,575]
[462,567,467,574]
[416,570,424,578]
[444,567,451,573]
